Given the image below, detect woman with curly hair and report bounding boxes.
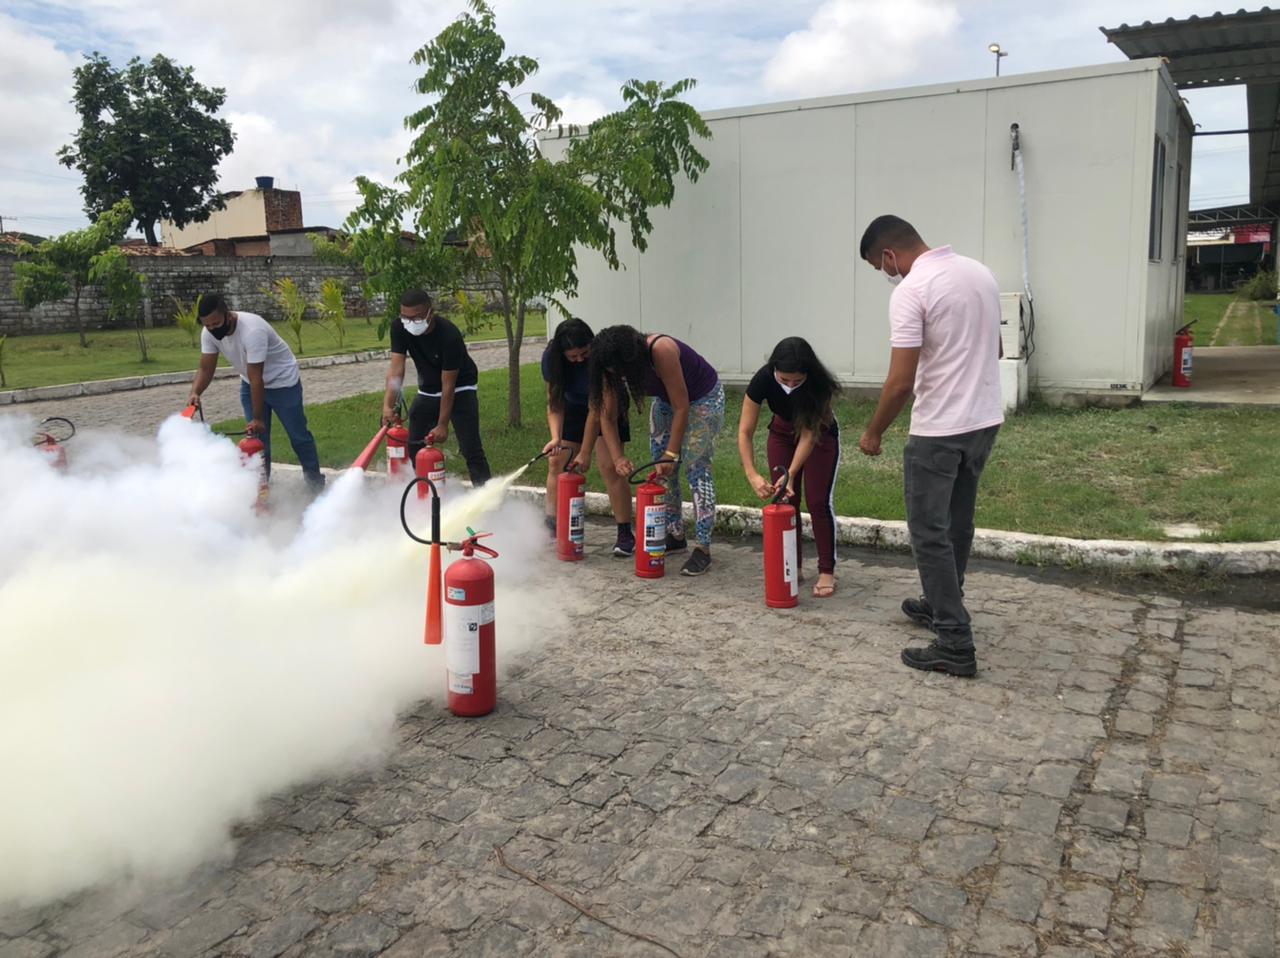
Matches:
[737,336,842,598]
[541,318,634,555]
[575,325,724,576]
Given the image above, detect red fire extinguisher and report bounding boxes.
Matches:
[1173,323,1194,388]
[387,423,411,478]
[556,464,586,562]
[763,467,799,609]
[443,530,499,717]
[31,416,75,470]
[238,431,269,513]
[630,460,674,579]
[416,436,446,500]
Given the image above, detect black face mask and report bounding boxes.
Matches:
[209,319,232,340]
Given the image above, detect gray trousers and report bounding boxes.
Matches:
[903,425,1000,650]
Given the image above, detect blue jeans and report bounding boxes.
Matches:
[239,379,324,487]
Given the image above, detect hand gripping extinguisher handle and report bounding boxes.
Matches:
[627,458,681,486]
[770,466,792,505]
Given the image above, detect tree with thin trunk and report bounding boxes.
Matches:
[58,53,235,246]
[12,200,134,348]
[346,0,710,427]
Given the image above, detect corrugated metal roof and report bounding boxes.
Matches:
[1102,8,1280,205]
[1101,8,1280,87]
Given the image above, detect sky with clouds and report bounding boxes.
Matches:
[0,0,1260,238]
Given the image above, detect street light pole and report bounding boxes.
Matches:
[989,43,1008,77]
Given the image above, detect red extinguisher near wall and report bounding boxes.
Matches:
[31,416,75,470]
[415,436,446,500]
[1172,322,1194,389]
[763,467,799,609]
[629,460,675,579]
[556,462,587,562]
[442,529,499,717]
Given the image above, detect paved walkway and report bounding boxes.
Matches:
[1144,345,1280,408]
[1,510,1275,957]
[0,341,545,436]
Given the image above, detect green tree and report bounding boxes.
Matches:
[89,248,149,361]
[171,296,201,347]
[315,278,348,348]
[348,0,710,426]
[266,277,308,354]
[58,53,235,246]
[12,199,134,348]
[312,183,457,335]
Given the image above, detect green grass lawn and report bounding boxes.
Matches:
[0,310,545,391]
[1184,293,1234,346]
[248,363,1280,543]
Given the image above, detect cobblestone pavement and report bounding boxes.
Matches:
[0,341,544,437]
[1,517,1277,958]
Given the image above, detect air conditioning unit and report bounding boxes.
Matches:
[999,293,1025,359]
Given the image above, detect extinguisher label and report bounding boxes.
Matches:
[429,468,446,486]
[447,586,466,601]
[388,446,404,458]
[569,497,585,545]
[1182,349,1193,374]
[643,505,666,554]
[448,671,473,695]
[783,528,798,597]
[445,607,481,675]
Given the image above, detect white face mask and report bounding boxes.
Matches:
[775,374,805,395]
[881,250,904,287]
[402,319,430,336]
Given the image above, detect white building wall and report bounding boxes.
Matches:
[546,60,1190,399]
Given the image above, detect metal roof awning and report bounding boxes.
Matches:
[1102,7,1280,205]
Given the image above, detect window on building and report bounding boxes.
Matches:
[1173,160,1185,263]
[1149,136,1166,261]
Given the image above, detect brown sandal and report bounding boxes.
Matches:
[812,578,837,599]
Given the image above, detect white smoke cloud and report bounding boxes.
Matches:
[0,414,555,909]
[763,0,961,99]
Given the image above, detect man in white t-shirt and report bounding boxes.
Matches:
[857,215,1003,678]
[187,293,325,492]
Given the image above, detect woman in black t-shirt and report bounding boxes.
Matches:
[737,337,842,598]
[541,318,634,556]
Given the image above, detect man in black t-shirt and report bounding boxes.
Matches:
[381,289,491,486]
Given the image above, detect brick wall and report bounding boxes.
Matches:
[263,190,303,232]
[0,255,371,335]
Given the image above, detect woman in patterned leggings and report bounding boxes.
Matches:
[577,325,724,577]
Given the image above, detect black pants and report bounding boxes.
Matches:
[409,390,492,486]
[903,425,1000,651]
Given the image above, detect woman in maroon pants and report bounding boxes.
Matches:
[737,337,842,597]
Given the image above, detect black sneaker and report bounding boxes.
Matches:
[665,532,688,553]
[680,548,711,576]
[901,641,977,678]
[902,597,935,630]
[613,527,636,557]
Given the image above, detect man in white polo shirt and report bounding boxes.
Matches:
[857,215,1003,678]
[187,292,325,492]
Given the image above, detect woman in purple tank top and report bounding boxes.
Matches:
[574,325,724,576]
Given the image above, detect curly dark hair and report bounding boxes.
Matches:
[769,336,840,432]
[588,324,650,414]
[546,317,594,411]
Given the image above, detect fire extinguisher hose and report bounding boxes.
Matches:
[32,416,76,446]
[351,424,391,471]
[626,458,682,485]
[770,466,792,505]
[399,476,442,546]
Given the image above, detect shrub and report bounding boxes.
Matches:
[266,277,308,353]
[315,278,347,348]
[1240,269,1277,301]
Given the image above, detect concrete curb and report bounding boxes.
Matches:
[0,335,546,406]
[494,485,1280,577]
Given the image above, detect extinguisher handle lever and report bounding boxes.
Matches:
[770,466,792,505]
[452,532,499,558]
[628,459,680,485]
